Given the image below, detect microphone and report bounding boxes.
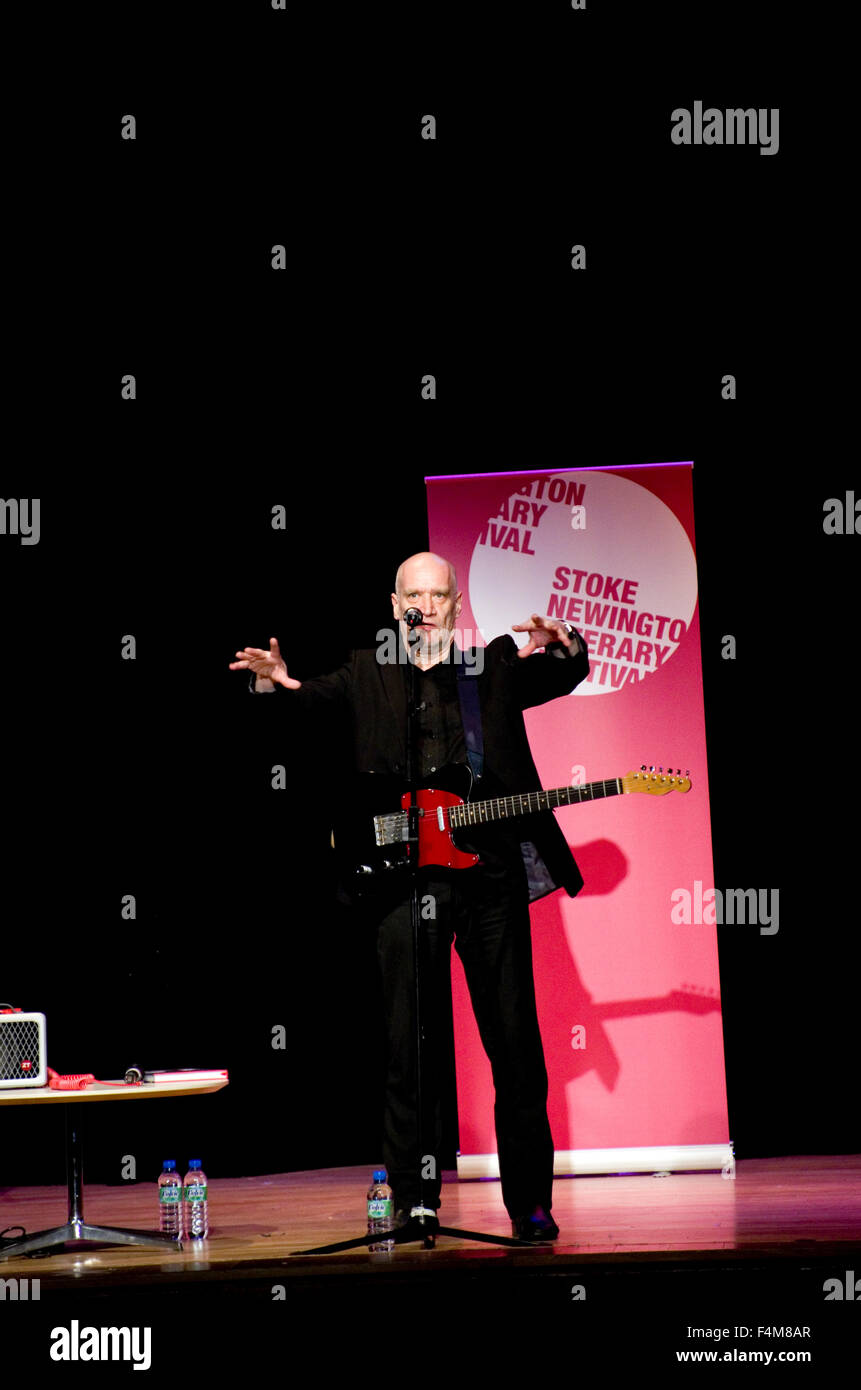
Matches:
[403,608,424,629]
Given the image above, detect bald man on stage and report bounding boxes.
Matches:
[230,552,589,1241]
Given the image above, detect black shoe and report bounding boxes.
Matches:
[511,1206,560,1242]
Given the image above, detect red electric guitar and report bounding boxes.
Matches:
[334,763,691,893]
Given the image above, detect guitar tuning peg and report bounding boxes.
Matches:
[658,766,663,773]
[649,765,655,772]
[641,764,646,771]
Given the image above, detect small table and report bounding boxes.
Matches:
[0,1077,228,1259]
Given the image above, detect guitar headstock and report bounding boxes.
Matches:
[622,765,692,795]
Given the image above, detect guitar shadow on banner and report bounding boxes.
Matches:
[528,837,721,1154]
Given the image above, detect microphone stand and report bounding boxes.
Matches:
[295,616,533,1254]
[393,620,433,1244]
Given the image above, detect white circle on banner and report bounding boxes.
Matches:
[467,471,698,695]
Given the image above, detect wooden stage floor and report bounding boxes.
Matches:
[2,1153,859,1286]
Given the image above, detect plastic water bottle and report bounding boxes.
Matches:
[367,1169,394,1252]
[183,1159,209,1239]
[158,1160,182,1237]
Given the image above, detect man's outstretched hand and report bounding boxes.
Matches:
[228,637,301,689]
[511,614,574,658]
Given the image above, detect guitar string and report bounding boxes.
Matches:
[445,778,624,827]
[442,776,685,827]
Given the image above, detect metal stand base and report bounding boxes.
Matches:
[0,1102,182,1259]
[295,1215,535,1255]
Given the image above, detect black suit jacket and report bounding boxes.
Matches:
[273,628,590,900]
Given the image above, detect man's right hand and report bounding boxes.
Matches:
[228,637,301,689]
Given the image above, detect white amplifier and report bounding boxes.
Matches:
[0,1011,47,1087]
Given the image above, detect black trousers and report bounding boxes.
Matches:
[373,856,555,1219]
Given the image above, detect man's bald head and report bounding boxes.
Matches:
[394,552,457,598]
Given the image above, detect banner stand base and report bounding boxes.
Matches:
[457,1141,736,1181]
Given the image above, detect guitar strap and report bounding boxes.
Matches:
[455,661,484,780]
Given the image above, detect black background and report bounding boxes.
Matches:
[1,1,856,1369]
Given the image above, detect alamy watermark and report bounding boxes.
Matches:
[376,628,485,673]
[671,881,779,934]
[0,498,40,545]
[671,104,779,156]
[49,1321,151,1370]
[823,1270,859,1300]
[823,492,859,534]
[0,1276,40,1300]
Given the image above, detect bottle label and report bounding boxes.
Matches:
[159,1188,181,1204]
[184,1184,207,1201]
[368,1198,392,1220]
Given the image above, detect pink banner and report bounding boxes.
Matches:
[426,465,728,1166]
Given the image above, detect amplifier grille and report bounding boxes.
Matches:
[0,1015,47,1086]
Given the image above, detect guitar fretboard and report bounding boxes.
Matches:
[448,779,623,828]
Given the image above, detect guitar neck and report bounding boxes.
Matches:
[448,778,623,828]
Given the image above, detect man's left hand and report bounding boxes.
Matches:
[511,614,574,658]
